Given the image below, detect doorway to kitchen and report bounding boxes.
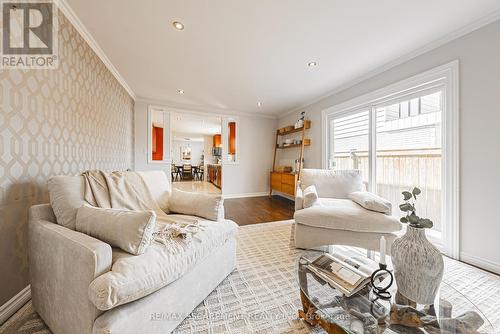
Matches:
[170,112,222,195]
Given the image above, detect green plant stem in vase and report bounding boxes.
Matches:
[399,187,433,229]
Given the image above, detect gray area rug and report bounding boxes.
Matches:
[1,221,499,333]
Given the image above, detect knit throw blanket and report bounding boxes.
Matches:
[81,170,203,252]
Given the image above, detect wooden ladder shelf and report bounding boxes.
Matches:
[270,121,311,197]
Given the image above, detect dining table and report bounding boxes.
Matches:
[174,164,202,180]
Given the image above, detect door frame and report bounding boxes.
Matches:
[147,104,241,193]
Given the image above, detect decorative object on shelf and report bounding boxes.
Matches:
[276,165,293,173]
[391,187,444,305]
[370,236,394,300]
[295,111,306,129]
[294,158,304,173]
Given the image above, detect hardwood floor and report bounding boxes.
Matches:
[224,195,295,226]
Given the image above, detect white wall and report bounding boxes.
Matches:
[172,140,203,165]
[222,115,277,197]
[278,20,500,273]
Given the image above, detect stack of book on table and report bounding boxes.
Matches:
[306,252,381,297]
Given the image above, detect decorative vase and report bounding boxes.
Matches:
[391,225,444,305]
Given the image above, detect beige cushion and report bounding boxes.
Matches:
[303,185,318,208]
[295,186,304,211]
[348,191,392,214]
[137,171,170,213]
[88,216,238,310]
[168,189,224,221]
[301,169,364,199]
[76,206,157,255]
[47,175,85,230]
[294,198,401,233]
[48,171,170,229]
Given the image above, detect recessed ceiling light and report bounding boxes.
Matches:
[172,21,184,30]
[177,89,184,95]
[307,61,318,67]
[257,102,262,107]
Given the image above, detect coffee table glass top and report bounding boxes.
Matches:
[297,251,494,334]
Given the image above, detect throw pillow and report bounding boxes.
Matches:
[76,205,157,255]
[47,175,85,230]
[303,185,319,208]
[348,191,392,214]
[168,189,224,221]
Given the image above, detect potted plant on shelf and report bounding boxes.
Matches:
[391,187,444,305]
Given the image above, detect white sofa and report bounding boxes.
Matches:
[28,170,238,334]
[294,169,401,252]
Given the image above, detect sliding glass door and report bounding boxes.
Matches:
[328,110,370,186]
[374,89,443,241]
[326,87,445,247]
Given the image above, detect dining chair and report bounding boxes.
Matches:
[182,164,192,180]
[171,164,181,181]
[171,164,176,181]
[197,165,204,181]
[191,166,198,180]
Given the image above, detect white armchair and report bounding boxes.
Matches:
[294,169,402,252]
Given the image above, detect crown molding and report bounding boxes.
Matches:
[56,0,136,100]
[136,96,278,119]
[278,9,500,119]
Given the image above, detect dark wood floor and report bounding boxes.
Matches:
[224,195,295,226]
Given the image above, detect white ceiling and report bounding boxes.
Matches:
[171,112,221,142]
[66,0,500,116]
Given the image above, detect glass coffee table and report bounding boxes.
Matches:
[297,253,494,334]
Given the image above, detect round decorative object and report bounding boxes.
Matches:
[391,225,444,305]
[370,264,393,300]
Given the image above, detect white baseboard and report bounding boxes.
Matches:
[223,192,268,199]
[460,252,500,275]
[0,285,31,325]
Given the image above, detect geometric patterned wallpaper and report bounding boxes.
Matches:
[0,10,134,305]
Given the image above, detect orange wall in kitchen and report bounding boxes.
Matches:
[229,122,236,154]
[152,126,163,160]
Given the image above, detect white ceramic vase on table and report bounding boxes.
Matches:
[391,225,444,305]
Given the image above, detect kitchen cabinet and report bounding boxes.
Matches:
[207,164,221,188]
